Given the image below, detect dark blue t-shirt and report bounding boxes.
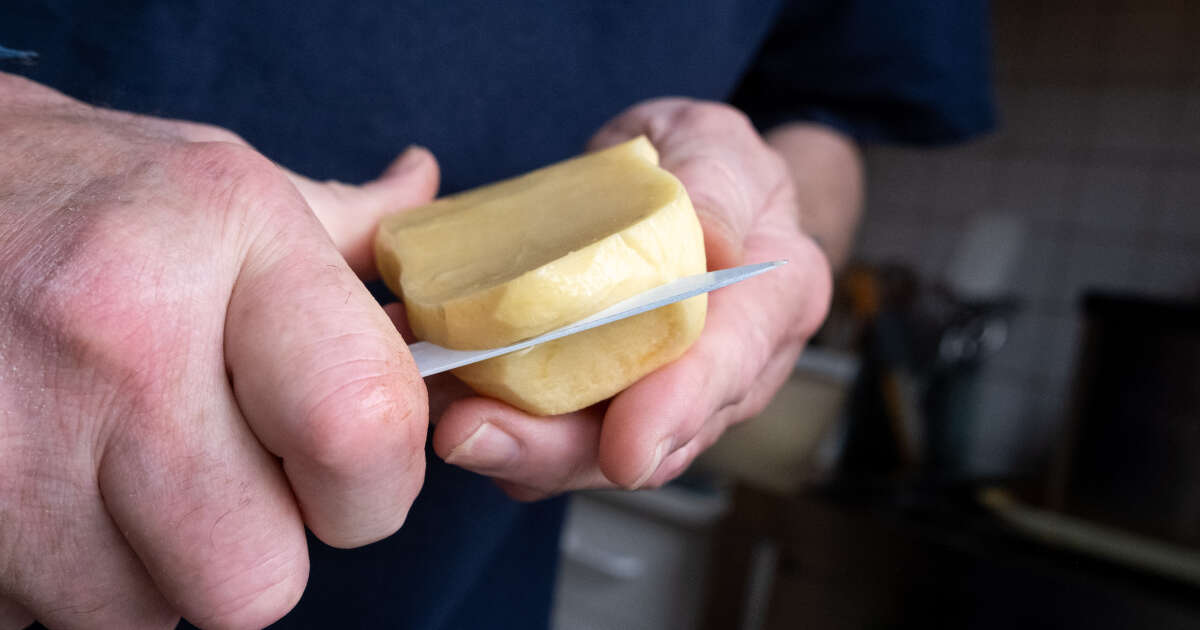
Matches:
[3,2,992,628]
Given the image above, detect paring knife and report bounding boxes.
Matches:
[410,260,786,377]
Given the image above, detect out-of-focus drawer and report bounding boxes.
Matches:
[552,486,729,630]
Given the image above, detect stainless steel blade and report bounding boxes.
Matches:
[409,260,786,377]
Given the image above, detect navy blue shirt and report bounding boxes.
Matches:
[3,2,992,628]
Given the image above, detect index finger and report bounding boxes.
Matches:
[597,228,830,487]
[595,238,820,484]
[218,146,429,548]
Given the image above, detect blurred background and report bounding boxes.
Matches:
[551,1,1200,628]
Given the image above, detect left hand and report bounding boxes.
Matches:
[430,98,833,499]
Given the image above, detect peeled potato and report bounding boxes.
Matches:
[375,136,706,415]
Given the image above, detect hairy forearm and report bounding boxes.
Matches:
[766,123,864,270]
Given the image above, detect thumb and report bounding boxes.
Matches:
[288,146,440,278]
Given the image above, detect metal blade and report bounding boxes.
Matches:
[409,260,786,377]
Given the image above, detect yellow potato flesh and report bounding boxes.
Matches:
[375,136,707,415]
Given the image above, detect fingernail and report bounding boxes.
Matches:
[444,423,521,471]
[630,439,670,490]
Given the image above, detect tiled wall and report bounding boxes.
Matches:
[852,0,1200,474]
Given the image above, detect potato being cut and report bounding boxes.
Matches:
[375,136,707,415]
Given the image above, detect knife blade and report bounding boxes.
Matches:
[409,259,786,377]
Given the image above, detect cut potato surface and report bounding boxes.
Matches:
[375,136,707,415]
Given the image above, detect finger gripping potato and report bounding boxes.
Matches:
[375,137,707,415]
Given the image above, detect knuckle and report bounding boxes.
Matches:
[635,96,693,114]
[763,145,792,183]
[188,545,308,630]
[597,100,760,156]
[133,460,309,628]
[167,141,297,228]
[674,152,750,217]
[738,395,774,425]
[171,141,277,188]
[14,273,186,433]
[297,367,427,477]
[672,101,754,136]
[619,98,691,140]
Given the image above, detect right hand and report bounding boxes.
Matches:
[0,73,437,629]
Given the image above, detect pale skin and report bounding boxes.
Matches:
[0,71,860,629]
